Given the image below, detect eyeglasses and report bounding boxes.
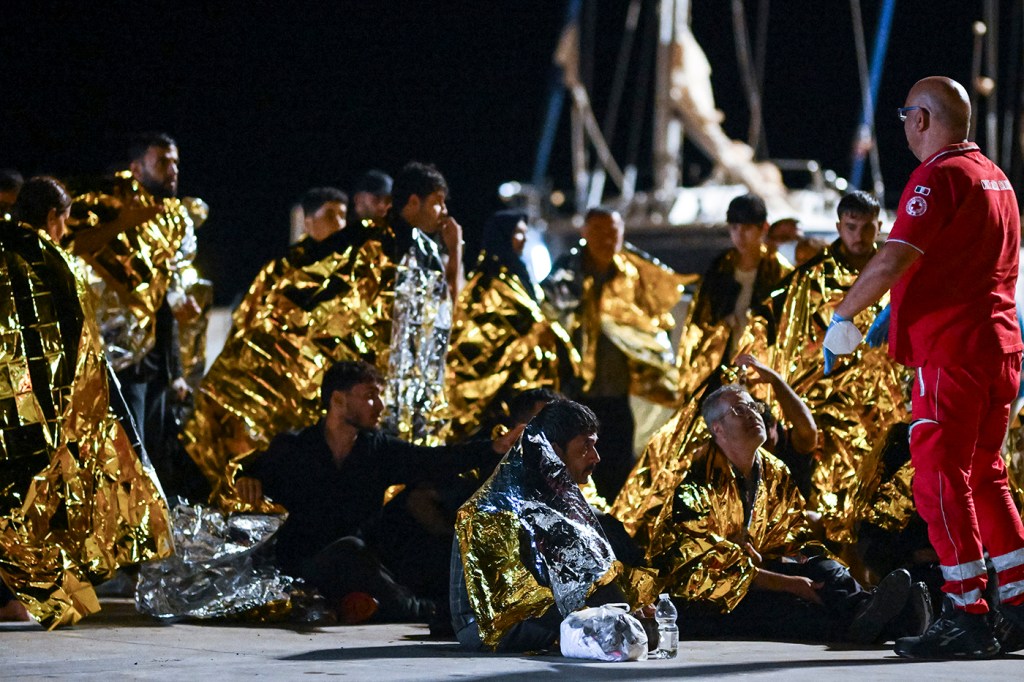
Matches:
[729,400,765,417]
[897,106,924,122]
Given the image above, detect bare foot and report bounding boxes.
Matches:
[0,599,31,622]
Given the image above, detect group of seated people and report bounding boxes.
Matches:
[2,149,1022,662]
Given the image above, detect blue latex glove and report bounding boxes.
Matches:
[823,313,849,376]
[865,305,891,348]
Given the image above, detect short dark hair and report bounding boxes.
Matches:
[837,191,880,221]
[584,206,616,222]
[353,169,393,197]
[391,161,447,213]
[0,168,24,193]
[509,387,561,424]
[320,360,383,409]
[726,193,767,225]
[533,399,599,451]
[301,187,348,217]
[13,176,72,229]
[128,132,177,163]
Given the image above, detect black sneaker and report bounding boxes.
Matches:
[894,598,1000,659]
[993,600,1024,654]
[848,568,912,644]
[900,582,934,638]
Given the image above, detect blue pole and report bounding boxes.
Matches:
[532,0,583,188]
[851,0,896,190]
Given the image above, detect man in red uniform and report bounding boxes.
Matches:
[824,76,1024,659]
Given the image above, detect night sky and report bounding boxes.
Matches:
[2,1,1011,304]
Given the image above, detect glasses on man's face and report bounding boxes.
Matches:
[729,400,764,417]
[898,106,923,122]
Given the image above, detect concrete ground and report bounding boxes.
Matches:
[2,598,1022,680]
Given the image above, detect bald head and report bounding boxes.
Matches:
[903,77,971,160]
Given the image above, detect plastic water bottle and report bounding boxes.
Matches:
[654,593,678,658]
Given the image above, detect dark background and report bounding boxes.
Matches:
[1,1,1014,304]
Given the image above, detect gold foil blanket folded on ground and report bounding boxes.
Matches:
[444,263,579,443]
[182,237,394,508]
[0,222,172,628]
[648,444,826,613]
[456,424,655,649]
[69,173,204,371]
[137,503,294,620]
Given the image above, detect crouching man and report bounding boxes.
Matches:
[650,384,930,643]
[236,360,521,623]
[451,399,658,652]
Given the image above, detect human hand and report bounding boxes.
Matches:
[236,476,263,505]
[492,422,526,454]
[733,353,776,386]
[864,305,891,348]
[784,575,824,604]
[822,313,862,375]
[744,542,763,566]
[171,377,191,402]
[635,604,656,618]
[172,295,203,324]
[440,215,463,254]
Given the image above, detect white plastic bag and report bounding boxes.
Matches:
[559,603,648,661]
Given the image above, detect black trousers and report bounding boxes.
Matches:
[580,395,635,502]
[299,536,419,622]
[677,557,868,642]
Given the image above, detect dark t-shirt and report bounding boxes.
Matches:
[244,422,495,574]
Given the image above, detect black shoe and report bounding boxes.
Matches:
[901,582,934,637]
[993,600,1024,654]
[848,569,912,644]
[894,599,1000,659]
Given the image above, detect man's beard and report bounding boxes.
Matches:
[140,172,177,199]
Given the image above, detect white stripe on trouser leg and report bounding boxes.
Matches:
[940,558,988,583]
[949,589,986,608]
[992,547,1024,573]
[937,476,970,602]
[918,367,925,397]
[999,578,1024,603]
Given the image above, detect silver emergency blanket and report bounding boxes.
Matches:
[382,228,452,445]
[136,504,293,620]
[457,425,618,646]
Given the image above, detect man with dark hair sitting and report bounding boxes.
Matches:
[649,383,931,644]
[452,399,657,652]
[236,360,522,623]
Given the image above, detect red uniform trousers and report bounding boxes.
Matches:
[910,352,1024,614]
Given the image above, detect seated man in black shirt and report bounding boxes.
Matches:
[236,360,523,623]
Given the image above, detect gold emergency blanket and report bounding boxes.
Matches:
[543,243,694,405]
[1004,408,1024,510]
[621,243,910,549]
[678,246,792,391]
[182,234,394,508]
[648,444,825,613]
[444,261,579,442]
[612,364,742,546]
[0,223,172,628]
[456,425,657,648]
[69,172,206,372]
[851,423,917,533]
[757,242,910,544]
[382,229,452,446]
